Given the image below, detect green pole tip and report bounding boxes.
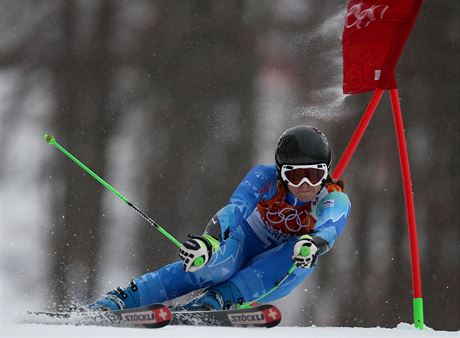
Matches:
[413,297,424,330]
[44,134,55,144]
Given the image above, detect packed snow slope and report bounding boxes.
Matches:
[1,323,459,338]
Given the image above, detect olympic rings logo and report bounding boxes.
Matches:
[265,207,311,233]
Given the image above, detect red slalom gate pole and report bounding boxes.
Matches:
[331,88,384,180]
[389,88,424,329]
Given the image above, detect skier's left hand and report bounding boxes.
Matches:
[292,235,319,268]
[179,235,219,272]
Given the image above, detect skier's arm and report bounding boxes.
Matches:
[180,165,276,272]
[310,191,351,255]
[204,165,277,241]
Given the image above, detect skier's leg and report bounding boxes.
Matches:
[230,239,314,302]
[192,240,314,309]
[177,221,268,310]
[89,225,249,310]
[231,239,314,302]
[178,280,245,310]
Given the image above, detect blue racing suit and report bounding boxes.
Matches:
[133,164,351,306]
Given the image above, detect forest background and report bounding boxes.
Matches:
[0,0,458,331]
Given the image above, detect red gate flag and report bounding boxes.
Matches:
[342,0,423,94]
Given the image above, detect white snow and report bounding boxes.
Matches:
[1,322,459,338]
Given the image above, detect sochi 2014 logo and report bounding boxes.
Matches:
[346,1,390,29]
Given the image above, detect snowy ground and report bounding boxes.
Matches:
[1,322,459,338]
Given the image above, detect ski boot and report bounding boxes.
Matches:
[179,282,244,311]
[88,281,140,311]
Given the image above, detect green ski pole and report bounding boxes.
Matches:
[238,244,317,308]
[44,134,182,249]
[239,263,298,309]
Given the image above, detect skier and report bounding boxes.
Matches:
[90,125,351,311]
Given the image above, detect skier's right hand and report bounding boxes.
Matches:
[179,235,220,272]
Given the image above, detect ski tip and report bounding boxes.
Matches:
[44,134,55,144]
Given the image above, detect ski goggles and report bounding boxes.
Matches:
[280,163,328,187]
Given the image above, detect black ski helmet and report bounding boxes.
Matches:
[275,125,332,171]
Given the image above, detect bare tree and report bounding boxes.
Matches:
[48,0,118,304]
